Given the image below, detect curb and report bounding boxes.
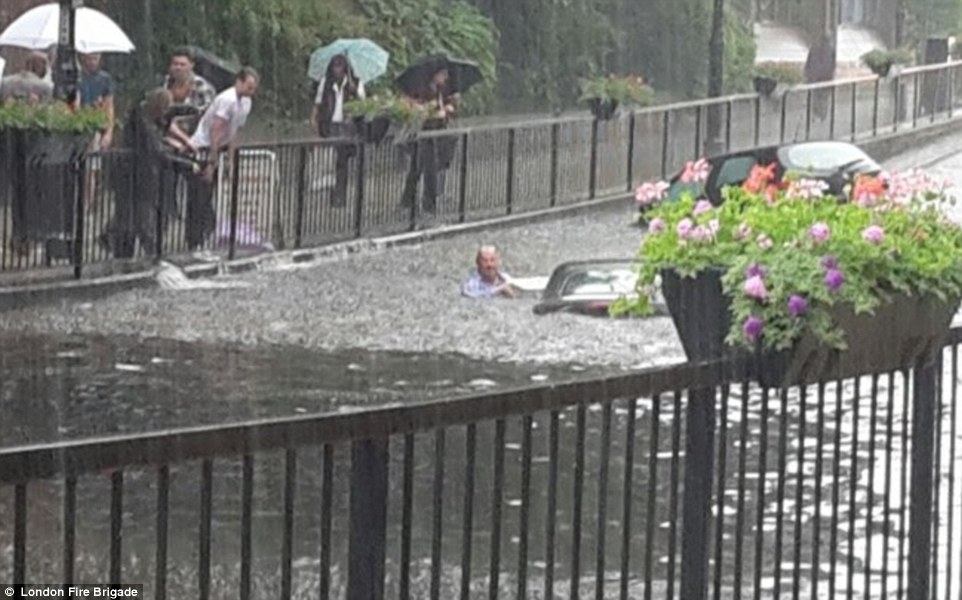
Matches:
[1,117,961,311]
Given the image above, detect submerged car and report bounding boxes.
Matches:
[533,259,667,317]
[648,140,882,211]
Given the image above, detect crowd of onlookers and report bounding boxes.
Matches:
[0,46,462,260]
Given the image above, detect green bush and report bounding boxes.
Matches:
[0,103,107,134]
[753,63,804,85]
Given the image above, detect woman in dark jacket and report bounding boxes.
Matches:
[104,88,196,258]
[311,54,365,206]
[400,67,459,214]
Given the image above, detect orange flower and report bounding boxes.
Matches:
[743,163,777,194]
[851,175,886,206]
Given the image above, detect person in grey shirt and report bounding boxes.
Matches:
[1,52,53,105]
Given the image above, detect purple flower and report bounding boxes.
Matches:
[743,316,764,341]
[787,294,808,318]
[809,222,831,244]
[693,199,713,216]
[824,269,845,293]
[745,263,767,279]
[743,275,769,300]
[676,218,694,239]
[690,225,715,243]
[820,255,839,271]
[648,217,667,234]
[862,225,885,245]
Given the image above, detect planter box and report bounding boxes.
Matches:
[661,268,959,387]
[0,129,90,247]
[752,76,778,96]
[869,63,893,78]
[588,98,618,120]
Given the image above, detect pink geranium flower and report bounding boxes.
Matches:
[680,158,710,184]
[636,180,670,206]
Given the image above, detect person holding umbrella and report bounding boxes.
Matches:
[307,39,388,206]
[310,54,365,206]
[399,59,460,214]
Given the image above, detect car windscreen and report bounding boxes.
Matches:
[667,180,704,202]
[779,143,876,174]
[560,267,638,297]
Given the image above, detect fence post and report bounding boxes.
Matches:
[72,152,85,279]
[829,85,837,140]
[753,96,761,148]
[725,100,733,153]
[693,105,702,159]
[458,133,469,222]
[873,79,880,136]
[155,161,165,261]
[549,123,559,207]
[850,82,858,142]
[661,110,671,179]
[913,72,920,129]
[354,142,366,238]
[908,358,939,600]
[294,145,308,249]
[589,119,599,199]
[946,67,955,119]
[626,112,636,193]
[804,89,812,141]
[779,92,788,144]
[894,76,902,132]
[227,148,241,261]
[506,128,515,215]
[347,438,389,600]
[680,386,716,600]
[409,141,419,232]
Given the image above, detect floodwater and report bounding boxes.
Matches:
[3,335,962,600]
[0,331,624,447]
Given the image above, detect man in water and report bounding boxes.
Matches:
[461,245,516,299]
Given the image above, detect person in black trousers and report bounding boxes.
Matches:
[400,68,459,214]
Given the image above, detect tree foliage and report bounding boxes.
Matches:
[89,0,761,117]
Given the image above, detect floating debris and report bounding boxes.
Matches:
[467,378,497,388]
[114,363,145,372]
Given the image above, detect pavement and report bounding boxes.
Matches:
[4,129,962,369]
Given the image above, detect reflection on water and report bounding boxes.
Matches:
[0,332,618,447]
[2,338,962,599]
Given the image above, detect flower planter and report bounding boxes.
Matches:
[869,63,893,78]
[588,98,618,120]
[752,76,778,96]
[661,268,959,387]
[355,117,391,144]
[1,129,89,250]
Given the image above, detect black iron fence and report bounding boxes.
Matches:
[1,62,962,277]
[1,326,961,599]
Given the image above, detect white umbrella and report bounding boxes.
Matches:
[0,4,134,54]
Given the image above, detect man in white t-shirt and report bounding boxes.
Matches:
[186,67,258,253]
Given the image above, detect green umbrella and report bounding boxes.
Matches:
[308,38,390,84]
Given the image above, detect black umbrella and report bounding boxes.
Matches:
[184,45,240,92]
[396,54,483,96]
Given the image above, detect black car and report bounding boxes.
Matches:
[650,141,882,210]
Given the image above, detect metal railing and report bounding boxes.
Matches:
[1,327,960,599]
[0,62,961,278]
